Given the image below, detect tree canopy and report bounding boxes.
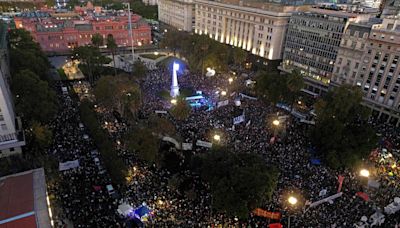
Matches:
[311,85,378,168]
[125,127,160,164]
[11,70,57,124]
[170,98,191,121]
[196,149,279,219]
[255,70,304,105]
[93,75,141,118]
[73,45,111,82]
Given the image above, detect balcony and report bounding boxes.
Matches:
[0,117,26,151]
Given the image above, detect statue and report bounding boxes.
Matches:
[170,62,180,97]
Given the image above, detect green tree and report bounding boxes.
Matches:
[311,85,377,168]
[230,47,248,66]
[31,121,53,148]
[93,75,141,118]
[198,149,278,219]
[106,34,118,76]
[130,0,158,20]
[286,69,305,109]
[170,99,191,121]
[66,0,80,10]
[9,29,50,80]
[255,71,288,104]
[91,33,103,48]
[125,128,160,164]
[73,45,110,83]
[148,115,176,136]
[11,70,57,124]
[132,60,148,78]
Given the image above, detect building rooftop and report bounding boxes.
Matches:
[0,168,51,228]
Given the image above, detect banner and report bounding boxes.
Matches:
[196,140,213,148]
[309,192,343,208]
[155,110,168,114]
[252,208,281,220]
[233,115,245,125]
[337,175,345,192]
[239,93,257,100]
[269,224,283,228]
[182,142,193,151]
[356,192,370,201]
[217,100,229,108]
[59,160,80,171]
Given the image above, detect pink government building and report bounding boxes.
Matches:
[14,3,152,53]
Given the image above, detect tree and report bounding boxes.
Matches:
[132,60,148,79]
[198,149,278,219]
[286,69,305,109]
[31,121,53,148]
[93,75,141,118]
[73,45,110,83]
[106,34,118,76]
[9,29,50,80]
[311,85,377,168]
[91,33,103,48]
[130,0,158,20]
[11,70,57,124]
[231,47,248,66]
[170,99,191,121]
[255,71,288,104]
[125,128,159,164]
[148,115,176,136]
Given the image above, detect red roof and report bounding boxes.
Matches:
[1,215,37,228]
[0,172,36,228]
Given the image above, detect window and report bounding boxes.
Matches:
[0,115,3,121]
[1,124,7,131]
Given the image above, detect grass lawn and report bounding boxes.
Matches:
[140,53,166,60]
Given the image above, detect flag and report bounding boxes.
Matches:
[269,223,283,228]
[337,175,344,192]
[356,192,369,201]
[93,185,102,191]
[252,208,281,220]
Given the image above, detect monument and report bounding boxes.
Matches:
[170,62,180,97]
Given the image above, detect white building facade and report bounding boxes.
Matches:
[332,18,400,125]
[194,0,311,60]
[158,0,195,32]
[0,24,25,158]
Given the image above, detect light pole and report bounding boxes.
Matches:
[125,2,135,73]
[359,169,370,178]
[287,196,298,228]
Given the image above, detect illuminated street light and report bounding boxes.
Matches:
[359,169,370,177]
[171,99,177,105]
[221,91,227,96]
[213,134,221,141]
[154,51,159,55]
[288,196,298,205]
[158,199,164,205]
[228,78,233,83]
[297,101,302,105]
[273,120,280,126]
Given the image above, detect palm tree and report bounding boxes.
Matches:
[106,34,118,76]
[286,69,305,111]
[91,33,103,48]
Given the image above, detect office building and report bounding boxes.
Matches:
[14,5,152,53]
[333,18,400,124]
[194,0,311,60]
[281,8,371,94]
[0,23,25,158]
[158,0,195,32]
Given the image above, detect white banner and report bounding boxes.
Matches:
[217,100,229,108]
[309,192,343,208]
[196,140,213,148]
[239,93,257,100]
[155,110,168,114]
[233,115,245,125]
[182,142,193,151]
[59,160,80,171]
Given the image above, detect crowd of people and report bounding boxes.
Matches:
[46,61,400,227]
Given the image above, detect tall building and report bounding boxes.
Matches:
[194,0,311,60]
[332,18,400,125]
[0,23,25,158]
[158,0,195,32]
[14,7,152,53]
[382,0,400,15]
[281,8,371,94]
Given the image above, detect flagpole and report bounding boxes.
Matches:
[127,2,135,73]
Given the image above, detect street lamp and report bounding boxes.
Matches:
[170,99,177,105]
[359,169,370,178]
[273,120,280,126]
[213,134,221,141]
[221,91,227,96]
[287,196,298,228]
[288,196,298,205]
[228,78,233,84]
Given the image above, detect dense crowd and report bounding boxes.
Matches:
[46,62,400,227]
